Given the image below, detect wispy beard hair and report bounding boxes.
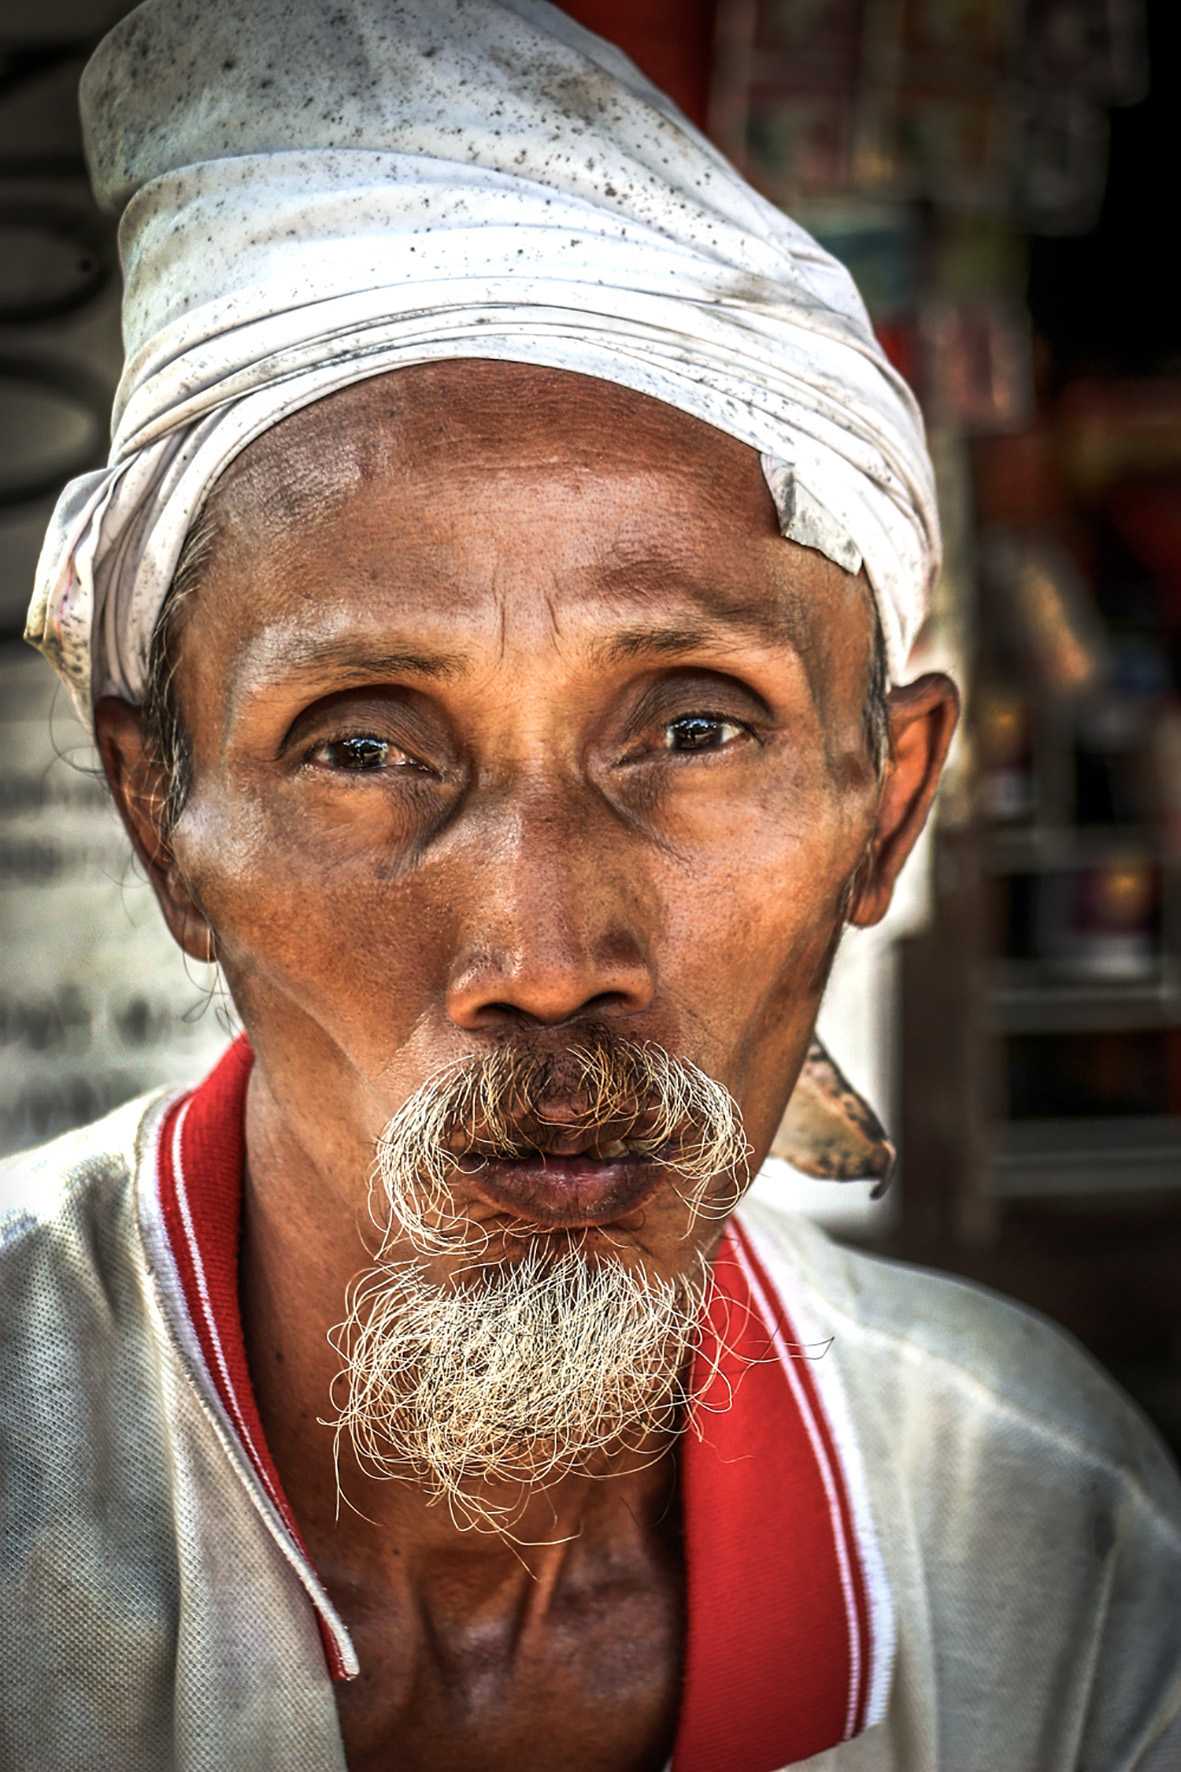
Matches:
[327,1033,747,1529]
[329,1241,710,1531]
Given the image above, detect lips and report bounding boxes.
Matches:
[464,1146,668,1229]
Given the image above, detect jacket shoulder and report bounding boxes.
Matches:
[741,1197,1181,1768]
[1,1089,171,1259]
[739,1194,1181,1515]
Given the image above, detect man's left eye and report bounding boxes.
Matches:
[314,735,407,770]
[662,715,745,752]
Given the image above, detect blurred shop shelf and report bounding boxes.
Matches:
[993,1116,1181,1199]
[987,826,1172,871]
[986,965,1181,1033]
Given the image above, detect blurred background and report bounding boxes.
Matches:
[2,0,1179,1453]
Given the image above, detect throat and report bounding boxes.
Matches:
[327,1456,685,1772]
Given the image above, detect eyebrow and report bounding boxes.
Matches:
[253,634,470,684]
[596,607,805,665]
[225,632,471,739]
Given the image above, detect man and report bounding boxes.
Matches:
[4,2,1180,1768]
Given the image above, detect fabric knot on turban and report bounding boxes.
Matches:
[26,0,941,723]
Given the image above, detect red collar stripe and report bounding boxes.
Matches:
[162,1099,290,1530]
[731,1218,872,1739]
[154,1040,353,1680]
[154,1039,885,1759]
[672,1218,875,1770]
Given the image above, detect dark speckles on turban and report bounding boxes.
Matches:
[27,0,940,722]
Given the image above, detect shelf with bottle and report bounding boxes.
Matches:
[986,842,1179,1014]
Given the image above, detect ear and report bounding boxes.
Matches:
[847,672,960,929]
[93,696,217,964]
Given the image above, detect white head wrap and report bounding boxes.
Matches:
[26,0,940,725]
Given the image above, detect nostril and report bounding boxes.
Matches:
[468,1002,538,1029]
[583,991,632,1015]
[466,991,633,1031]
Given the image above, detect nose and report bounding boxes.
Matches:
[445,778,656,1032]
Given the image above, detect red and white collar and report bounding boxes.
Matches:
[144,1038,893,1771]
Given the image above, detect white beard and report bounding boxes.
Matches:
[328,1241,709,1531]
[328,1034,745,1529]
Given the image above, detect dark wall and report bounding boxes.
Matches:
[1029,0,1181,376]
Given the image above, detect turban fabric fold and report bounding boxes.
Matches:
[26,0,941,723]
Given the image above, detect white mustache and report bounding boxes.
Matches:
[372,1034,751,1254]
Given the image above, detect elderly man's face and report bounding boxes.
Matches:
[100,362,951,1296]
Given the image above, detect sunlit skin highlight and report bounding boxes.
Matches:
[97,361,957,1772]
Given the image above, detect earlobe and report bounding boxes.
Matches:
[846,672,959,929]
[93,696,217,964]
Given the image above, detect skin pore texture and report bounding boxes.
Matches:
[96,360,957,1772]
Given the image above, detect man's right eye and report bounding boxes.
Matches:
[315,735,395,770]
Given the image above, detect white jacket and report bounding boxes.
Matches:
[3,1069,1179,1771]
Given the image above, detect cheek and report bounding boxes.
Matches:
[172,788,449,1055]
[655,781,867,1061]
[647,855,851,1173]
